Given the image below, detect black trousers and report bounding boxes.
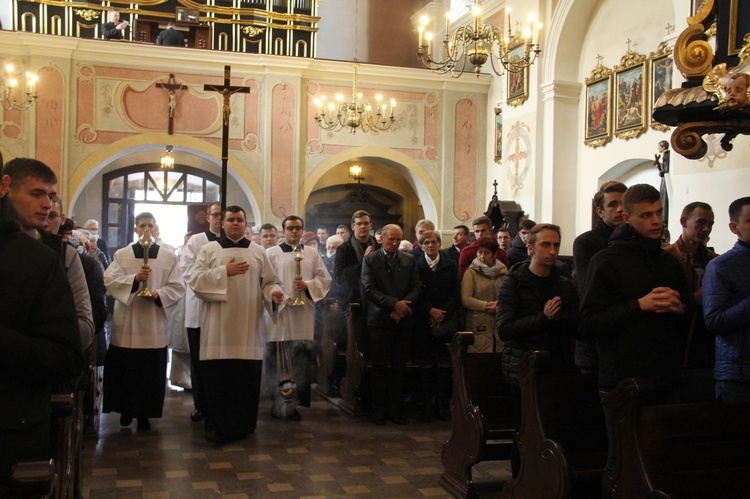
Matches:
[187,327,207,414]
[368,319,412,413]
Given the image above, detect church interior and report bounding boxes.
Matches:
[2,0,750,497]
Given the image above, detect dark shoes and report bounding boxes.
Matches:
[120,414,133,427]
[137,418,151,431]
[287,409,302,421]
[388,409,408,425]
[372,409,386,426]
[205,430,248,444]
[190,410,205,422]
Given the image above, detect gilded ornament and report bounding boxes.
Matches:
[74,9,100,22]
[242,26,265,37]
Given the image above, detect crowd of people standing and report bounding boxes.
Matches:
[2,154,749,496]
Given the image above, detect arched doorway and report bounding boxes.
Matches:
[304,159,425,240]
[102,164,222,252]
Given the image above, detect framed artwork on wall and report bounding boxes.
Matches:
[649,42,673,132]
[176,7,200,24]
[506,37,529,107]
[584,57,613,148]
[614,46,648,140]
[691,0,707,16]
[494,107,503,163]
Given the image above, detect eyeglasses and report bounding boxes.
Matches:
[209,213,222,218]
[285,226,303,232]
[422,240,439,246]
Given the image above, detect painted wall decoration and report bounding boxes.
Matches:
[649,41,673,132]
[505,120,532,196]
[614,42,648,140]
[494,107,502,163]
[584,56,613,148]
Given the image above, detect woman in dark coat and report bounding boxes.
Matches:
[413,230,460,421]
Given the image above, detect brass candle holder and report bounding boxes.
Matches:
[136,229,155,297]
[292,244,305,306]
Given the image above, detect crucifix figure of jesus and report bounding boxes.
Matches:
[202,65,252,216]
[156,74,187,135]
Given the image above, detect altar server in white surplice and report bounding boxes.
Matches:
[103,212,185,431]
[265,215,332,421]
[189,206,283,443]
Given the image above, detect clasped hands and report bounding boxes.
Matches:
[390,300,412,324]
[638,287,685,314]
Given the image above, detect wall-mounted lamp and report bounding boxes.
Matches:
[349,164,364,184]
[160,146,174,169]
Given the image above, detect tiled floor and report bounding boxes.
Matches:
[81,386,511,497]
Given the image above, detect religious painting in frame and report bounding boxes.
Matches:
[494,107,503,163]
[649,42,673,132]
[506,38,529,107]
[691,0,707,16]
[584,60,612,148]
[176,7,200,24]
[614,48,648,140]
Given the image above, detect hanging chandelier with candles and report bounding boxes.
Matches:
[313,60,396,135]
[1,63,38,111]
[417,1,542,78]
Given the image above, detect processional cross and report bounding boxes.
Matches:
[156,74,187,135]
[202,65,251,215]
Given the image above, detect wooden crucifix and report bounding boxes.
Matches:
[156,74,187,135]
[202,65,251,215]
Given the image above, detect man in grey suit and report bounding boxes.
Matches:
[361,224,422,426]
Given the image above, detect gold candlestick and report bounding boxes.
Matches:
[136,229,155,297]
[292,244,305,306]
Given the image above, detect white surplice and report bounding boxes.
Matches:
[264,245,332,342]
[104,244,185,349]
[180,231,220,329]
[189,240,283,361]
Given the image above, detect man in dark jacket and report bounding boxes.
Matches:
[496,223,579,477]
[0,162,83,495]
[572,181,626,374]
[332,210,380,310]
[361,224,421,426]
[157,21,185,47]
[703,196,750,403]
[506,219,536,266]
[579,183,689,498]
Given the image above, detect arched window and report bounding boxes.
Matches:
[102,164,220,253]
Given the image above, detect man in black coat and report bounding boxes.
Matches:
[331,209,380,310]
[506,219,536,266]
[572,181,626,374]
[0,162,83,495]
[157,21,185,47]
[496,223,579,477]
[361,224,421,426]
[579,184,689,498]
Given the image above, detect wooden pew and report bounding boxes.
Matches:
[338,303,370,416]
[603,378,750,499]
[501,350,607,499]
[50,393,75,499]
[10,460,54,498]
[439,332,515,498]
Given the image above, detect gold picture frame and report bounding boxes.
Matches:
[649,42,673,132]
[614,46,648,140]
[584,58,613,148]
[506,36,529,107]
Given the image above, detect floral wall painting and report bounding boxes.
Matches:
[494,107,503,163]
[584,55,613,148]
[505,121,532,196]
[614,42,648,140]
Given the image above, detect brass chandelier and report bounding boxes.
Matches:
[312,59,396,135]
[1,63,38,111]
[417,1,542,78]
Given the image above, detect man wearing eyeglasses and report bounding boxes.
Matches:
[180,202,222,423]
[264,215,331,421]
